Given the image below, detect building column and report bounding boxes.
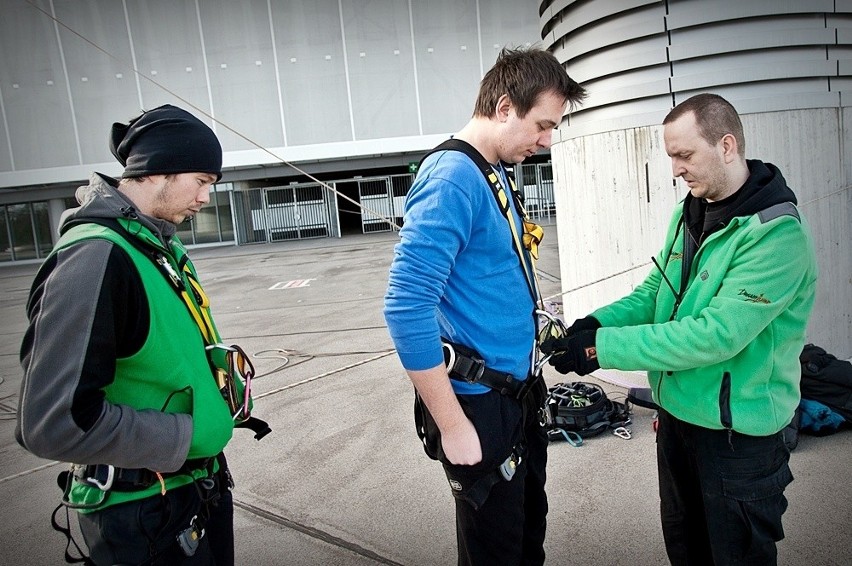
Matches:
[47,198,68,246]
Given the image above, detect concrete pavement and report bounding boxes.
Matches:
[1,228,850,565]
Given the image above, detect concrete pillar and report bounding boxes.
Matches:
[47,198,68,245]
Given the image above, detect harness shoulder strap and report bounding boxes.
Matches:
[60,219,271,439]
[420,139,542,306]
[63,217,219,345]
[418,138,488,173]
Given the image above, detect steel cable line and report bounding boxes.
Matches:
[22,0,852,300]
[23,0,402,231]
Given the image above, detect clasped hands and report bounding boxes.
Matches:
[539,316,601,376]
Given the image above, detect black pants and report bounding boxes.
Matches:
[417,381,549,566]
[78,472,234,566]
[656,409,793,566]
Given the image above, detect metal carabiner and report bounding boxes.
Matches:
[441,342,456,375]
[612,426,632,440]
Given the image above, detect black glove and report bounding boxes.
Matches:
[565,316,601,335]
[539,316,599,355]
[540,329,600,376]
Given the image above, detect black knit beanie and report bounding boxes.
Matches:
[109,104,223,181]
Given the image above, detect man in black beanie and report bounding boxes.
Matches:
[16,104,244,565]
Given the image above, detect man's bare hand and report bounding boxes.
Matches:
[441,417,482,465]
[408,364,483,466]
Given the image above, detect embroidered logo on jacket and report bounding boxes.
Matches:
[738,288,771,304]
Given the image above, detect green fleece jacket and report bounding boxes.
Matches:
[591,162,817,436]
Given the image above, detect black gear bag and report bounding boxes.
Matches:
[799,344,852,421]
[543,382,631,443]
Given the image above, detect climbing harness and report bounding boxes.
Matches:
[52,455,228,564]
[65,215,271,440]
[48,217,269,562]
[420,139,566,393]
[543,381,632,446]
[416,140,566,505]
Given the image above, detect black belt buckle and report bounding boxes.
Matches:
[442,342,485,384]
[75,464,114,491]
[456,355,486,384]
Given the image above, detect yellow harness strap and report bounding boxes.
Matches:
[488,170,542,296]
[422,138,547,312]
[153,245,219,345]
[180,267,219,345]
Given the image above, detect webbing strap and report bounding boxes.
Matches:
[145,234,218,346]
[51,503,94,564]
[423,139,544,309]
[486,168,537,299]
[180,268,219,345]
[150,251,219,345]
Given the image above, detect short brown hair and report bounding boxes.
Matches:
[664,93,746,156]
[473,47,586,119]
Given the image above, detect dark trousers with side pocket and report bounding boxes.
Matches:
[78,471,234,566]
[656,409,793,566]
[416,379,549,566]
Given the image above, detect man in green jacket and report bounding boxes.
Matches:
[16,104,255,565]
[543,93,817,565]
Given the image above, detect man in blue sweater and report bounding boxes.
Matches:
[383,47,586,565]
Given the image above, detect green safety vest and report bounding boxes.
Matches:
[55,220,234,511]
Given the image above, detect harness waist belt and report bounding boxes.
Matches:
[442,340,533,399]
[74,457,213,492]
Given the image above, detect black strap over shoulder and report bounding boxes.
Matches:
[420,138,514,182]
[62,217,186,294]
[419,139,524,211]
[419,139,539,301]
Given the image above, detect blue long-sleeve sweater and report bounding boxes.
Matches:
[383,150,537,394]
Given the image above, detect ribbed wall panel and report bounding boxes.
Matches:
[0,0,541,188]
[542,0,852,357]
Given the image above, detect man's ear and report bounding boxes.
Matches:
[496,94,512,122]
[721,133,739,163]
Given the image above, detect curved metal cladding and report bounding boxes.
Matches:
[540,0,852,357]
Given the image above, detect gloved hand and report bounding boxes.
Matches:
[538,314,599,354]
[540,329,600,375]
[565,316,601,335]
